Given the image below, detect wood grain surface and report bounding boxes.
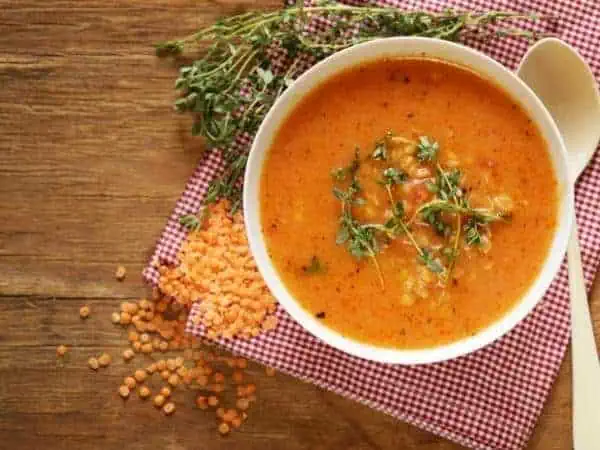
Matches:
[1,1,598,449]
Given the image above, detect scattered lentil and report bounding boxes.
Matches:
[211,383,225,394]
[218,422,230,436]
[124,377,136,389]
[79,305,90,319]
[235,358,247,369]
[214,372,225,384]
[88,233,271,435]
[167,374,180,387]
[56,345,68,357]
[160,386,171,398]
[120,312,132,325]
[223,409,237,423]
[166,359,177,371]
[98,353,112,367]
[141,343,153,354]
[138,385,151,399]
[153,395,166,408]
[232,370,243,384]
[231,416,242,428]
[163,402,176,415]
[115,265,127,281]
[134,369,147,383]
[208,396,219,407]
[88,357,99,370]
[119,385,130,399]
[265,367,276,377]
[236,398,249,411]
[195,395,208,410]
[139,299,151,310]
[122,349,135,361]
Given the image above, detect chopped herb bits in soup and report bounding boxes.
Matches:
[260,58,558,349]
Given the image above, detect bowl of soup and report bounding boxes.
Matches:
[244,37,573,365]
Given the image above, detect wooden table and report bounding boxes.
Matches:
[1,1,598,448]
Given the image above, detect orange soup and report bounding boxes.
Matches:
[260,58,558,349]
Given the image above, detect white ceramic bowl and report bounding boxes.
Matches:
[244,37,574,365]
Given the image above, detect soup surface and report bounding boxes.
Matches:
[260,58,558,349]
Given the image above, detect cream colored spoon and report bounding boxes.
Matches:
[517,38,600,449]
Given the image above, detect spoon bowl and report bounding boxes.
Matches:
[517,38,600,181]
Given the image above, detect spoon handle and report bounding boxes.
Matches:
[569,219,600,449]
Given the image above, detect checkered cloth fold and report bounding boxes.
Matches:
[144,1,600,448]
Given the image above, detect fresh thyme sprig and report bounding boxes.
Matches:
[332,150,386,288]
[414,135,509,279]
[158,1,542,212]
[332,147,450,286]
[416,135,467,280]
[332,133,510,288]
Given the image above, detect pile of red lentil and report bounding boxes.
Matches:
[158,200,278,339]
[56,200,279,436]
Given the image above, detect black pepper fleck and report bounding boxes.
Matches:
[316,312,326,319]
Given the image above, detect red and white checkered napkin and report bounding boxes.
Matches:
[144,1,600,448]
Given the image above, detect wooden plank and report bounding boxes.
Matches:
[0,294,463,450]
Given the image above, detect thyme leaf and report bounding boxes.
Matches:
[464,217,483,246]
[303,256,326,274]
[179,208,209,231]
[331,147,361,182]
[416,135,440,162]
[378,167,407,186]
[371,141,388,161]
[419,248,445,274]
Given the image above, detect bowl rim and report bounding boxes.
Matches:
[243,37,574,365]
